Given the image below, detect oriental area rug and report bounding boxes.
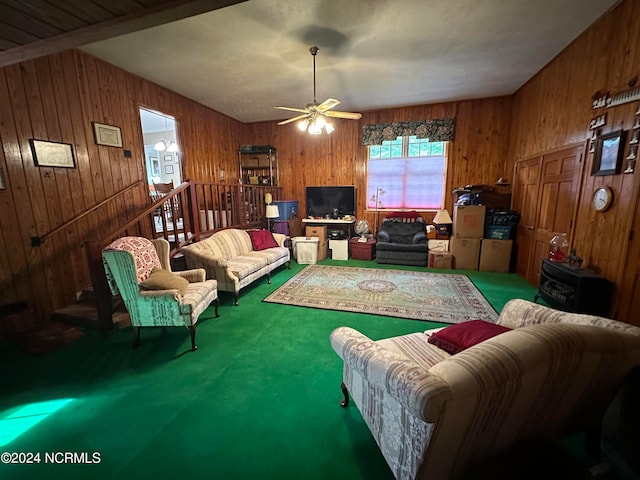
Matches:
[264,265,498,324]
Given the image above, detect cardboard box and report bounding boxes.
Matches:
[453,205,486,238]
[450,236,481,270]
[479,239,513,273]
[305,225,327,239]
[428,239,449,252]
[258,156,271,167]
[317,240,329,261]
[428,251,452,269]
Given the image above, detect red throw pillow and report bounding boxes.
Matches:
[248,230,279,251]
[427,320,511,354]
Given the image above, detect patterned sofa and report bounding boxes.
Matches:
[181,229,290,305]
[330,299,640,479]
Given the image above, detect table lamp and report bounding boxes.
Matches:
[433,209,453,238]
[265,193,279,231]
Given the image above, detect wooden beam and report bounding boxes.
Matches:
[0,0,247,68]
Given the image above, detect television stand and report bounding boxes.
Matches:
[302,218,356,239]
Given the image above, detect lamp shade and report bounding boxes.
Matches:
[265,205,280,219]
[433,209,452,224]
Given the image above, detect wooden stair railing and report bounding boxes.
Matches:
[86,181,283,331]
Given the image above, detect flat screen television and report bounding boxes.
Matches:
[306,185,356,218]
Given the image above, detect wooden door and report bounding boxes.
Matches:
[616,194,640,326]
[513,157,541,283]
[513,145,583,285]
[530,146,583,285]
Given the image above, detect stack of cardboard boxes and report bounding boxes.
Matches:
[426,205,514,272]
[427,237,452,268]
[449,205,513,272]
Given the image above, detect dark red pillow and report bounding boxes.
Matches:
[248,229,279,251]
[427,320,511,354]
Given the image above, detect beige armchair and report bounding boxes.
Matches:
[102,236,219,351]
[330,299,640,479]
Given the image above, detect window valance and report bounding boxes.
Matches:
[362,118,455,146]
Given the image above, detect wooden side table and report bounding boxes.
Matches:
[350,238,376,260]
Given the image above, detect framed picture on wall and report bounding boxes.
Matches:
[163,155,173,162]
[29,139,76,168]
[151,157,160,176]
[592,130,625,176]
[93,122,123,147]
[165,165,174,174]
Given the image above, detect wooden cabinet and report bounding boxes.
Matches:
[239,146,278,186]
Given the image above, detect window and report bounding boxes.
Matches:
[367,136,447,210]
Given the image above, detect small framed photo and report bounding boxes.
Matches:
[29,139,76,168]
[151,157,160,176]
[165,164,174,174]
[592,130,625,176]
[93,122,123,147]
[163,154,173,162]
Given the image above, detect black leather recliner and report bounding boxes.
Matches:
[375,218,427,266]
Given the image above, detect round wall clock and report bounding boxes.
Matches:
[592,186,613,212]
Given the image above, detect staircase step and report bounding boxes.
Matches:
[51,304,100,329]
[52,303,131,330]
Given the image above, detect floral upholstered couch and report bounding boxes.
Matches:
[330,299,640,479]
[181,229,289,305]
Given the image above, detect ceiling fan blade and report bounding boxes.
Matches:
[277,113,310,125]
[274,106,308,113]
[324,110,362,120]
[317,98,340,112]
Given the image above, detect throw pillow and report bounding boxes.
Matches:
[139,267,189,295]
[427,319,511,354]
[248,229,279,250]
[385,211,422,222]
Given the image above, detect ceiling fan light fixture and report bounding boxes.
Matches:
[166,141,179,153]
[154,139,167,151]
[308,119,322,135]
[275,46,361,135]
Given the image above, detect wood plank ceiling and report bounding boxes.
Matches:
[0,0,246,67]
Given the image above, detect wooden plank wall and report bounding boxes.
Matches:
[244,96,513,231]
[508,0,640,320]
[0,50,241,324]
[5,0,637,327]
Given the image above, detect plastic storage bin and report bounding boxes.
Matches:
[272,220,289,236]
[272,200,299,221]
[329,239,349,260]
[291,237,319,264]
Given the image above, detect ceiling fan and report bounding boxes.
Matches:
[275,46,362,134]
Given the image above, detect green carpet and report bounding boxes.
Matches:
[264,265,498,323]
[0,259,588,480]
